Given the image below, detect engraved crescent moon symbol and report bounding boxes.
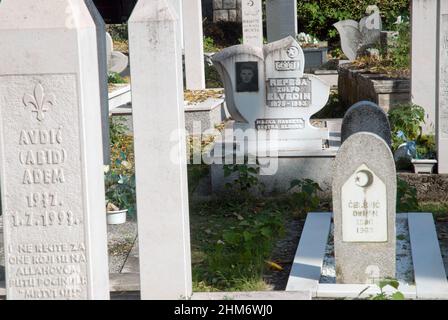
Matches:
[247,0,254,6]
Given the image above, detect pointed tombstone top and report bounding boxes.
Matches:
[129,0,178,23]
[0,0,95,29]
[341,101,392,148]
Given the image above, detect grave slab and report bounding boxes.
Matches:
[286,212,332,294]
[287,212,447,299]
[408,213,448,299]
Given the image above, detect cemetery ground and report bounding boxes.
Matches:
[2,0,448,301]
[60,113,448,296]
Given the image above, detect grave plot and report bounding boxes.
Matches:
[286,132,448,299]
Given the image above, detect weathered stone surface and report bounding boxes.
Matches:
[266,0,298,43]
[242,0,263,47]
[128,0,192,300]
[213,0,223,10]
[398,173,448,202]
[214,9,229,21]
[86,0,110,165]
[411,0,438,133]
[341,101,392,147]
[438,3,448,174]
[0,0,110,300]
[223,0,236,9]
[183,0,206,90]
[333,132,396,284]
[337,63,410,111]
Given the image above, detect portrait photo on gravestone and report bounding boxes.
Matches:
[235,61,259,92]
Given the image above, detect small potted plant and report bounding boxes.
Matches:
[411,135,437,174]
[104,166,136,225]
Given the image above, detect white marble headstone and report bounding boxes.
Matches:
[0,0,110,300]
[333,5,382,61]
[213,36,330,152]
[106,32,129,74]
[242,0,264,47]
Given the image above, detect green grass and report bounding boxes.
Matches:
[189,197,294,292]
[419,202,448,219]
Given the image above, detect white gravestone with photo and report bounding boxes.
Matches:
[212,36,330,153]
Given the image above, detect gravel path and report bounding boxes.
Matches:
[107,219,138,273]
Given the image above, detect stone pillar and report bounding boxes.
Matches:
[438,0,448,173]
[242,0,264,47]
[85,0,111,164]
[168,0,184,49]
[266,0,298,43]
[0,0,110,299]
[183,0,206,90]
[128,0,192,300]
[411,0,438,134]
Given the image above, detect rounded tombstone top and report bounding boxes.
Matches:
[334,131,396,183]
[341,101,392,148]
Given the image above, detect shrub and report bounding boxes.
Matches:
[108,72,127,84]
[223,162,264,199]
[289,179,322,218]
[388,103,425,151]
[107,116,136,215]
[388,16,411,71]
[201,205,285,290]
[396,177,419,212]
[297,0,410,45]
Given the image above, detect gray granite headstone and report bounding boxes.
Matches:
[341,101,392,147]
[333,132,396,284]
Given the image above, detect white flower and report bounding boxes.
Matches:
[103,165,110,173]
[394,16,403,25]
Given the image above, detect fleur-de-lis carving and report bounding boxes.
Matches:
[23,83,56,121]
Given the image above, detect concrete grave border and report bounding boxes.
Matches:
[286,212,448,299]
